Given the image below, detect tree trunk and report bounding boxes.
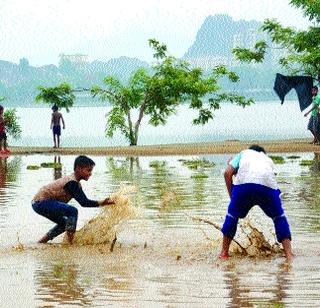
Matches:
[131,102,146,146]
[127,111,136,146]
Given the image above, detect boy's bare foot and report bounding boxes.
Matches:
[66,231,75,244]
[38,234,50,243]
[219,254,230,260]
[285,252,294,262]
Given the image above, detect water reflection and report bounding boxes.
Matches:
[34,248,136,306]
[34,259,93,306]
[106,156,141,183]
[0,156,21,227]
[53,156,62,180]
[222,260,292,307]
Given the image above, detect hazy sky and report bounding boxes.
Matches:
[0,0,311,66]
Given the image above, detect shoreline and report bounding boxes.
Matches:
[7,138,320,156]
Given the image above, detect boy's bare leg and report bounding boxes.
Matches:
[219,235,232,259]
[53,134,57,148]
[38,234,50,243]
[281,239,294,261]
[57,135,60,148]
[66,230,75,244]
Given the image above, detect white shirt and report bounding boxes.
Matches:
[229,149,278,189]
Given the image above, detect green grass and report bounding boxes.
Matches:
[40,162,62,168]
[26,165,41,170]
[182,159,215,169]
[191,173,209,179]
[287,155,300,159]
[269,155,285,164]
[300,160,313,166]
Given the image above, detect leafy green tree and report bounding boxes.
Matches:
[233,0,320,78]
[92,39,253,146]
[35,82,75,112]
[4,109,22,139]
[0,97,22,139]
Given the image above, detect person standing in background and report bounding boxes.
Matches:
[51,105,65,148]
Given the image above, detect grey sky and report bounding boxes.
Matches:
[0,0,311,66]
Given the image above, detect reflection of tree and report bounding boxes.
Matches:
[191,176,208,204]
[34,261,92,306]
[147,160,186,213]
[0,158,7,189]
[221,261,290,307]
[286,153,320,232]
[106,156,141,183]
[53,156,62,180]
[0,156,21,208]
[34,253,135,306]
[4,156,21,183]
[106,157,188,213]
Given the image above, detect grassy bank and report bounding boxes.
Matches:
[7,138,320,156]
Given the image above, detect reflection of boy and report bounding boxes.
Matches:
[50,105,65,148]
[0,105,9,154]
[32,155,115,244]
[220,145,294,260]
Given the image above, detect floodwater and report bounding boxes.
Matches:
[12,100,310,147]
[0,153,320,307]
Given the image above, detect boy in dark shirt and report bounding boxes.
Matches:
[32,155,114,244]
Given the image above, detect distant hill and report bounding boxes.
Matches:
[0,56,149,106]
[0,14,288,106]
[183,14,284,100]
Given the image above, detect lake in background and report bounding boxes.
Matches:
[0,153,320,306]
[11,100,310,147]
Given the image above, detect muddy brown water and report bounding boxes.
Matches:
[0,153,320,307]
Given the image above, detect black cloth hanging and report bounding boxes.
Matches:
[273,73,314,111]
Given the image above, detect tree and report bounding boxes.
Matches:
[233,0,320,79]
[92,39,253,146]
[35,82,75,112]
[0,97,22,139]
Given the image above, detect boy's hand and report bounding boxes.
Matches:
[100,197,115,206]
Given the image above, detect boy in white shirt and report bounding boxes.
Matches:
[219,145,293,260]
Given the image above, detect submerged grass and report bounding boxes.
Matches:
[300,160,313,166]
[269,155,285,164]
[40,162,63,168]
[26,165,41,170]
[181,159,215,169]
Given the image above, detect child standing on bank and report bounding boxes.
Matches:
[51,105,65,148]
[32,155,115,244]
[0,105,10,154]
[219,145,294,261]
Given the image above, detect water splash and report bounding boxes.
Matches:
[65,185,138,245]
[230,218,282,257]
[191,215,282,257]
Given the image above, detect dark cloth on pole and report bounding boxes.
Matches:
[273,73,314,111]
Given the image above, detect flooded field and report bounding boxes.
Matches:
[0,153,320,307]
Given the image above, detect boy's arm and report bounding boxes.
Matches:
[50,114,54,128]
[304,105,316,117]
[64,181,114,207]
[61,114,65,129]
[224,165,236,198]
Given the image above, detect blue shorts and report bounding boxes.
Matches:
[228,183,283,218]
[32,199,78,240]
[221,183,291,242]
[53,125,61,136]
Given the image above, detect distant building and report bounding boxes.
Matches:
[59,54,88,64]
[188,55,229,69]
